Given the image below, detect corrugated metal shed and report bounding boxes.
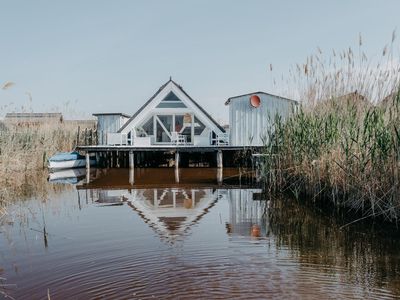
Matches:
[93,113,131,145]
[226,92,298,146]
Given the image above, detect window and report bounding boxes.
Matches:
[136,116,153,137]
[156,115,173,143]
[194,116,205,135]
[156,91,187,108]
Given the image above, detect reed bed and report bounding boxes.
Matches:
[0,121,90,172]
[262,36,400,223]
[0,120,95,215]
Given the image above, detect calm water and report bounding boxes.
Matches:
[0,168,400,299]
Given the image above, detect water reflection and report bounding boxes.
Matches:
[0,168,399,299]
[86,183,263,243]
[128,188,220,242]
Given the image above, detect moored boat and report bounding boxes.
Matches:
[48,151,95,170]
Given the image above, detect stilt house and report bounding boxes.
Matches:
[95,79,227,147]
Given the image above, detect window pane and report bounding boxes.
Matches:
[142,117,153,135]
[175,115,184,133]
[158,115,173,132]
[161,91,181,102]
[156,115,173,143]
[194,116,205,135]
[181,127,192,143]
[136,116,153,137]
[156,102,187,108]
[156,121,171,142]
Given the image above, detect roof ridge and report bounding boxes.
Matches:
[225,91,297,105]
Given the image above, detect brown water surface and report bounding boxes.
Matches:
[0,168,399,299]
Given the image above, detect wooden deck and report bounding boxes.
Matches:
[76,145,263,153]
[76,145,263,168]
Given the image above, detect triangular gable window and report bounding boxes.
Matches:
[162,91,181,102]
[156,91,187,108]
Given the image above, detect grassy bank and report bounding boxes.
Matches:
[261,39,400,223]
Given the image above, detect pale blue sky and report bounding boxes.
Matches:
[0,0,399,122]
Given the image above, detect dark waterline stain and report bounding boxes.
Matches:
[0,168,399,299]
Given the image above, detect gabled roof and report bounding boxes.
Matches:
[225,91,297,105]
[118,79,225,133]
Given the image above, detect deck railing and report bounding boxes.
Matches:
[104,132,230,147]
[107,133,128,145]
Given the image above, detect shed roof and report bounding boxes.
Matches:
[93,113,131,118]
[225,91,297,105]
[5,112,62,118]
[118,78,225,133]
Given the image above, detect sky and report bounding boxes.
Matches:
[0,0,399,123]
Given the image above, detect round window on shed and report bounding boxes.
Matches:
[250,95,261,108]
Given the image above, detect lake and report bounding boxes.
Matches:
[0,168,399,299]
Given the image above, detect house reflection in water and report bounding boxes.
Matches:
[77,168,265,242]
[226,189,268,238]
[84,185,266,242]
[95,190,128,205]
[127,188,225,241]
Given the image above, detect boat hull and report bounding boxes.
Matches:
[48,159,95,170]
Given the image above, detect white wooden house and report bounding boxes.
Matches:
[97,79,227,147]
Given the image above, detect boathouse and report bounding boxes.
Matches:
[225,92,298,146]
[95,79,228,147]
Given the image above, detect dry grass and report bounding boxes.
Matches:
[261,35,400,223]
[0,121,95,172]
[0,120,95,214]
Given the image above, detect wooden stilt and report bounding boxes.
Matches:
[129,151,134,169]
[175,167,180,183]
[86,152,90,170]
[175,151,180,169]
[217,150,223,168]
[86,152,90,184]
